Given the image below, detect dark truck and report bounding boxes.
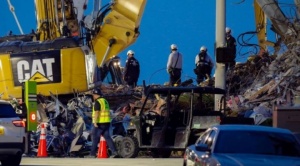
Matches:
[116,86,253,158]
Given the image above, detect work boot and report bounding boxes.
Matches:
[109,151,119,158]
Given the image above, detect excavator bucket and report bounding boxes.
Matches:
[92,0,147,66]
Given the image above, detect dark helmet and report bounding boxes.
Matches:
[92,88,103,96]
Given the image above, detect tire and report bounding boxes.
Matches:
[1,153,22,166]
[172,150,184,157]
[151,149,172,158]
[119,135,139,158]
[113,135,125,157]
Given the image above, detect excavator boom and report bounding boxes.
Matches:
[92,0,147,67]
[254,0,270,50]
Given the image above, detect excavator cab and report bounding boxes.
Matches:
[101,56,124,85]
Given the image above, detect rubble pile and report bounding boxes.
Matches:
[99,84,144,111]
[15,46,300,128]
[96,83,217,123]
[225,47,300,124]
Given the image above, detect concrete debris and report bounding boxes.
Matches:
[225,47,300,122]
[95,84,145,111]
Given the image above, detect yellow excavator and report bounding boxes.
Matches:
[0,0,147,100]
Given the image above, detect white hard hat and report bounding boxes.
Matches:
[226,27,231,33]
[127,50,135,55]
[200,46,207,52]
[170,44,177,50]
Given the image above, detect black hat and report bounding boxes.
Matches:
[92,88,102,96]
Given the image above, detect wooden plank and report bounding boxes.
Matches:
[248,79,275,100]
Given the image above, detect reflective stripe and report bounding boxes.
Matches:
[41,130,46,134]
[28,94,37,102]
[92,98,111,123]
[40,135,46,139]
[40,123,46,134]
[99,98,110,111]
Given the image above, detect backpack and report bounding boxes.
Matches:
[194,52,206,75]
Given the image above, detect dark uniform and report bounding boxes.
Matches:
[124,55,140,88]
[194,47,214,84]
[225,27,237,69]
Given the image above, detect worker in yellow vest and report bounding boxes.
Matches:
[88,88,118,158]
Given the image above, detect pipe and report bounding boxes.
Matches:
[54,0,60,34]
[93,0,102,19]
[99,38,116,67]
[214,0,226,111]
[61,0,67,26]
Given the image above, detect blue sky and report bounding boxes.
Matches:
[0,0,293,85]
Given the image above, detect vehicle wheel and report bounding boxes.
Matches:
[172,150,184,157]
[113,135,124,156]
[151,149,172,158]
[119,135,139,158]
[1,153,22,166]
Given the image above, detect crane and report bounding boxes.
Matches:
[6,0,24,34]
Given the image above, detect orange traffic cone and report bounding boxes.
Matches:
[37,123,48,157]
[97,136,108,158]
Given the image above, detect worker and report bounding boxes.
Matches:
[166,44,183,86]
[73,0,88,24]
[89,88,118,158]
[67,20,80,41]
[225,27,237,69]
[123,50,140,88]
[194,46,214,84]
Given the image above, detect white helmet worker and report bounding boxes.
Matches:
[170,44,178,50]
[127,50,135,55]
[225,27,231,33]
[200,46,207,52]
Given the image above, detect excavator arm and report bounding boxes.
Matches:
[91,0,147,67]
[254,0,273,50]
[254,0,297,52]
[35,0,62,40]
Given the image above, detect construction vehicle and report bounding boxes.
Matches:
[117,86,254,158]
[0,0,147,100]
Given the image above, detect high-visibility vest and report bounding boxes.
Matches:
[92,98,111,123]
